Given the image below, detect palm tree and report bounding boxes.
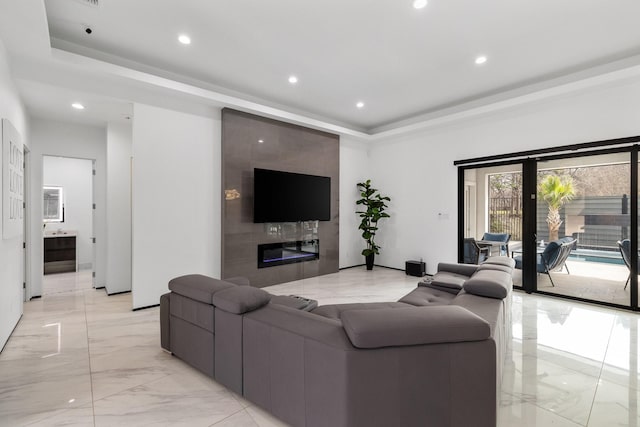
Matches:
[538,174,575,242]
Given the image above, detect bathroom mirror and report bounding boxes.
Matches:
[43,186,64,222]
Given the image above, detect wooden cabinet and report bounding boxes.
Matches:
[44,236,77,274]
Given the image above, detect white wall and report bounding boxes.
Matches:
[106,122,132,294]
[29,119,106,296]
[339,137,370,268]
[43,156,93,267]
[0,40,28,350]
[369,76,640,274]
[131,103,220,309]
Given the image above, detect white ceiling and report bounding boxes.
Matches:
[18,79,133,126]
[2,0,640,134]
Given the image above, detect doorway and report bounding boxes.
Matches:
[460,162,523,266]
[458,141,640,310]
[22,147,30,301]
[535,153,630,306]
[42,155,95,295]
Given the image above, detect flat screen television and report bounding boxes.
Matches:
[253,168,331,222]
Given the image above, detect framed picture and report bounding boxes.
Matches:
[2,118,23,239]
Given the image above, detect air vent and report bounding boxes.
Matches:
[73,0,100,7]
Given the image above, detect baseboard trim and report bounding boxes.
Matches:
[133,303,160,311]
[382,265,405,272]
[1,313,23,354]
[339,264,365,270]
[107,290,131,296]
[339,264,405,272]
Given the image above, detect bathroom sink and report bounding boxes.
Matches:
[44,230,77,237]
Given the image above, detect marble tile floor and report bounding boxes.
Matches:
[42,270,94,296]
[1,268,640,426]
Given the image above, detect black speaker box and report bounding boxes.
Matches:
[405,260,426,277]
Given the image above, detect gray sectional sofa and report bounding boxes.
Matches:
[160,257,514,427]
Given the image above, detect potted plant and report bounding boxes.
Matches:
[356,180,391,270]
[538,174,575,242]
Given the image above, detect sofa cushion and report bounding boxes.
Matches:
[399,286,457,306]
[477,263,513,274]
[482,257,516,268]
[212,286,271,314]
[169,274,235,304]
[421,283,462,295]
[431,272,467,291]
[311,302,409,321]
[463,269,511,299]
[341,306,490,349]
[436,262,478,277]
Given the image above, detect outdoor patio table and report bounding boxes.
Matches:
[511,246,545,258]
[476,240,504,257]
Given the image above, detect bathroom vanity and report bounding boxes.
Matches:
[43,231,77,275]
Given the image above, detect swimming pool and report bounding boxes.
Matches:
[568,249,625,265]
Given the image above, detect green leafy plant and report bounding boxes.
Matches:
[356,180,391,257]
[538,174,575,242]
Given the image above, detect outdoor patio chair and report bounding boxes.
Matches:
[617,239,635,290]
[463,237,489,265]
[514,237,575,287]
[481,232,511,256]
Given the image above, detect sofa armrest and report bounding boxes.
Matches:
[437,262,478,277]
[341,306,490,349]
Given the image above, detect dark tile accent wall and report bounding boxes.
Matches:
[221,109,339,288]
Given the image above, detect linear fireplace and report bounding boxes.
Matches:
[258,239,319,268]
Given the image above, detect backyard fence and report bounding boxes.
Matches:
[489,195,629,250]
[489,197,523,241]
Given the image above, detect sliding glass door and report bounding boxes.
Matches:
[535,153,631,306]
[461,163,523,286]
[459,145,639,310]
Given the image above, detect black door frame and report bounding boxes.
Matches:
[521,159,537,294]
[457,139,640,311]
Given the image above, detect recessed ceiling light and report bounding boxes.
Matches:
[71,103,85,110]
[356,101,365,109]
[258,139,264,144]
[475,55,488,65]
[288,75,298,84]
[413,0,428,9]
[178,34,191,45]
